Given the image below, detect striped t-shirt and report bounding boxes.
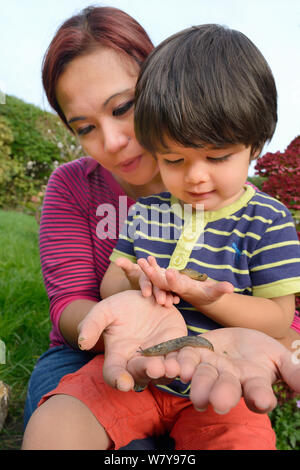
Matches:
[110,185,300,397]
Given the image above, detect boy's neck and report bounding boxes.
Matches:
[115,173,165,201]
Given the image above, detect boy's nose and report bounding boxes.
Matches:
[185,163,209,184]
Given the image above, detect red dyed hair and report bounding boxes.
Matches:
[42,6,154,131]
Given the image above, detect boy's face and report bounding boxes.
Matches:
[156,141,256,211]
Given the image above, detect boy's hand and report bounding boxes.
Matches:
[138,255,234,307]
[117,257,180,307]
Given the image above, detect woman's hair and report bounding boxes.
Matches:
[135,24,277,158]
[42,6,154,131]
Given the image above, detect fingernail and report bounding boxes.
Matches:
[213,408,230,415]
[195,407,207,412]
[78,338,86,350]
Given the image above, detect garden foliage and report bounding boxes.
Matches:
[255,136,300,239]
[255,136,300,312]
[0,95,83,211]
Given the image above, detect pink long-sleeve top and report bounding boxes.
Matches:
[39,157,134,346]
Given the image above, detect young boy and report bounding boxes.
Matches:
[102,24,300,346]
[36,25,300,451]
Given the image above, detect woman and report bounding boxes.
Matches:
[23,6,300,449]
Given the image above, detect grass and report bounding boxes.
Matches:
[0,210,50,450]
[0,209,299,450]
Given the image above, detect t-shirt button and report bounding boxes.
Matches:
[173,255,184,266]
[182,232,196,242]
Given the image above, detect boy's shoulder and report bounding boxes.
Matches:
[249,187,292,218]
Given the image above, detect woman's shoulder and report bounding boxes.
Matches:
[50,156,99,181]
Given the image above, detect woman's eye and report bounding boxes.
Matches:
[113,100,134,117]
[77,125,94,136]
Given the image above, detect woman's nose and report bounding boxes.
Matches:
[102,123,129,154]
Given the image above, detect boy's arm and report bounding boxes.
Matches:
[192,290,295,339]
[137,257,296,339]
[100,261,138,299]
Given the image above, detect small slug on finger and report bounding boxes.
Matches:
[179,269,207,281]
[138,335,214,356]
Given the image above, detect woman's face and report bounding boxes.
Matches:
[56,47,159,185]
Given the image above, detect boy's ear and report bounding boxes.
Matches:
[250,147,261,161]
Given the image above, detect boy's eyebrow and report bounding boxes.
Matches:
[67,88,133,125]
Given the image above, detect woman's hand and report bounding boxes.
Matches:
[77,290,187,389]
[138,255,234,307]
[127,327,300,414]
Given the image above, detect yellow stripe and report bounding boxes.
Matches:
[110,250,136,263]
[251,258,300,272]
[266,222,296,232]
[119,233,133,242]
[253,277,300,298]
[138,202,174,213]
[249,200,286,217]
[227,214,272,224]
[132,213,183,230]
[187,325,209,334]
[251,240,300,257]
[205,227,261,240]
[189,257,249,274]
[133,231,178,243]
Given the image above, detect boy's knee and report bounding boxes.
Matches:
[22,394,111,450]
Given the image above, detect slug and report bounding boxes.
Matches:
[138,335,214,356]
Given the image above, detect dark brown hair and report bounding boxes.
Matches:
[42,6,154,131]
[135,24,277,158]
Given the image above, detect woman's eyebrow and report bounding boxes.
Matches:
[67,88,134,124]
[68,116,87,124]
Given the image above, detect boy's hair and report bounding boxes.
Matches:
[135,24,277,158]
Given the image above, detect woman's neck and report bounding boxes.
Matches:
[114,173,165,201]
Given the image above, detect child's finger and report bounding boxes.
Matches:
[115,257,136,274]
[139,273,153,297]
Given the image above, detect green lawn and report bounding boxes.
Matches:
[0,210,299,450]
[0,210,50,449]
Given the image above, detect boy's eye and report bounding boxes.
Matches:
[207,155,231,163]
[113,99,134,117]
[77,125,94,136]
[163,158,184,165]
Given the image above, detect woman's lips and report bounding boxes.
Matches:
[119,155,142,173]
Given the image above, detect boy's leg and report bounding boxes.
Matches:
[23,345,96,429]
[22,394,112,450]
[170,399,276,450]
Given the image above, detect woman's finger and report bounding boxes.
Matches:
[242,376,278,413]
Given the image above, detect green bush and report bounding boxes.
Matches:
[0,95,84,213]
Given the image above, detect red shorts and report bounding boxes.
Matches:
[39,354,276,450]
